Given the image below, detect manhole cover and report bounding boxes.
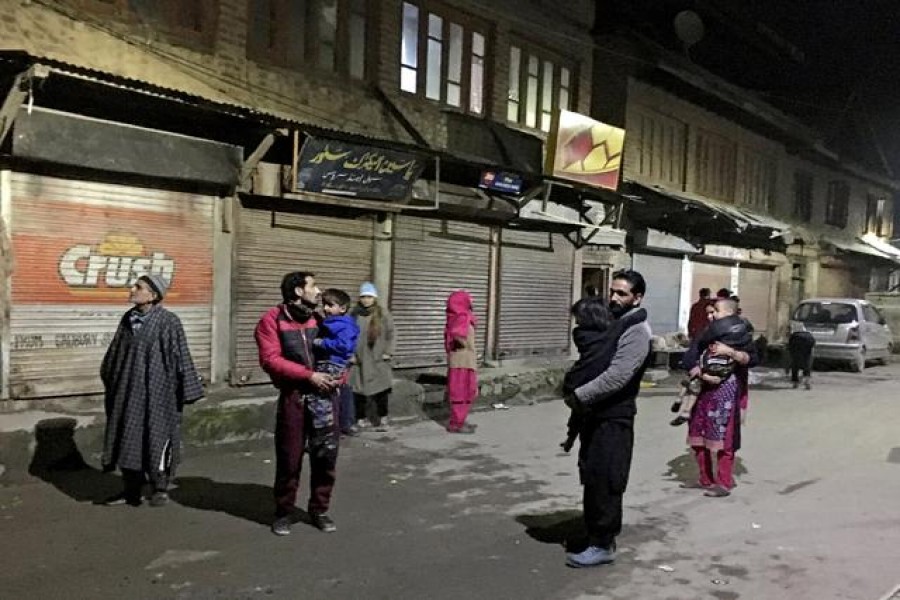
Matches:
[887,448,900,464]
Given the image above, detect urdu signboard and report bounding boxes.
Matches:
[294,137,426,201]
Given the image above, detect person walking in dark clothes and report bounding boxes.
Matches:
[256,272,341,536]
[687,288,713,341]
[788,329,816,389]
[563,270,652,569]
[100,274,204,508]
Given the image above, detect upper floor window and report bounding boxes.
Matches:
[693,128,736,202]
[627,105,686,188]
[793,171,813,223]
[825,180,850,228]
[507,43,574,132]
[247,0,368,79]
[73,0,218,50]
[865,193,887,237]
[741,148,776,212]
[400,2,485,114]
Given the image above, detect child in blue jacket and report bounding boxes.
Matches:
[307,288,360,451]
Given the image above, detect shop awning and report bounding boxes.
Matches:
[822,233,900,265]
[622,181,795,251]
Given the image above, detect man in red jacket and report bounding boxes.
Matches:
[687,288,712,341]
[256,271,340,536]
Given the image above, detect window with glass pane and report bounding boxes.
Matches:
[507,42,576,131]
[398,3,487,114]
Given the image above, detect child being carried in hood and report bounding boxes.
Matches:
[560,296,648,452]
[670,297,753,426]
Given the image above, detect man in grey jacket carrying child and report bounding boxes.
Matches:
[564,269,653,569]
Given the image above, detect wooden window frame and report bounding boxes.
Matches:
[247,0,370,80]
[694,128,737,202]
[507,39,577,132]
[825,180,850,229]
[399,1,488,115]
[865,193,887,237]
[793,170,813,223]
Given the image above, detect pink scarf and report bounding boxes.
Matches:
[444,290,477,354]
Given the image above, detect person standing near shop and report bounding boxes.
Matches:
[564,269,652,568]
[688,288,712,341]
[445,290,479,434]
[100,274,204,507]
[350,282,395,433]
[255,271,340,536]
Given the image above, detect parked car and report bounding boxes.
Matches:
[790,298,894,372]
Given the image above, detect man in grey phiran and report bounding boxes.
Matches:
[100,274,204,507]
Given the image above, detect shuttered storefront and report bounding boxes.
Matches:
[232,205,375,384]
[817,262,869,299]
[7,173,214,400]
[498,230,574,358]
[391,216,490,368]
[691,260,734,299]
[737,265,775,334]
[631,253,683,336]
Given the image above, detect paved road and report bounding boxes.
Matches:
[2,364,900,600]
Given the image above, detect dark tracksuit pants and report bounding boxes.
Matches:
[578,417,635,549]
[355,390,390,425]
[274,390,339,518]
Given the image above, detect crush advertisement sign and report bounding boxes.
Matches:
[11,198,212,305]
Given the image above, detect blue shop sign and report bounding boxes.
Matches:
[479,169,524,194]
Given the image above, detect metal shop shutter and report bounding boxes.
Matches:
[691,261,733,299]
[817,263,868,299]
[232,206,375,385]
[498,230,574,358]
[7,173,214,400]
[631,253,683,336]
[391,216,490,368]
[737,265,775,334]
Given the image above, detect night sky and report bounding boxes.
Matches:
[598,0,900,178]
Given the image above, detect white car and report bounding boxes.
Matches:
[789,298,893,372]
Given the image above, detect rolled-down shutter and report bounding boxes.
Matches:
[737,265,775,334]
[498,230,573,358]
[391,216,490,368]
[8,173,214,400]
[691,260,733,298]
[233,205,374,385]
[631,253,683,336]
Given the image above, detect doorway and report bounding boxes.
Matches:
[582,267,609,299]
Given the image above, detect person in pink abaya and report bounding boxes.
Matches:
[444,290,479,434]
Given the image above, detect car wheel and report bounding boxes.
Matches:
[851,347,866,373]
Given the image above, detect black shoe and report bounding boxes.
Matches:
[669,416,689,427]
[670,401,682,413]
[101,492,142,507]
[149,491,169,507]
[311,513,337,533]
[271,516,292,536]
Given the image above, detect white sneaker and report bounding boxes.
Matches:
[491,402,510,410]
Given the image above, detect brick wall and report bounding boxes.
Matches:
[0,0,593,155]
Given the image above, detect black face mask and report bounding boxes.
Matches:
[609,301,630,319]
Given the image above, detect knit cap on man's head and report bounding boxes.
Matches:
[140,274,169,300]
[359,282,378,298]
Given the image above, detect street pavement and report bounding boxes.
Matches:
[2,364,900,600]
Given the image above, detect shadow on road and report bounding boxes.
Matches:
[28,417,124,504]
[516,510,587,552]
[169,477,275,526]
